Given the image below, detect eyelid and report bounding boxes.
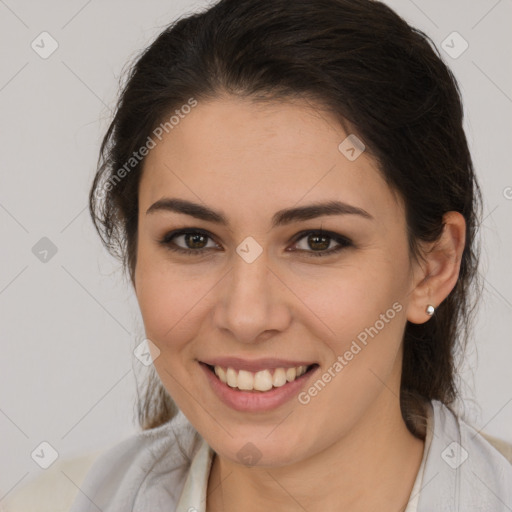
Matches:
[158,227,353,257]
[159,227,221,249]
[287,229,353,257]
[289,228,352,246]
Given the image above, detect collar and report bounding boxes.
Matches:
[174,400,512,511]
[417,400,512,510]
[175,401,434,512]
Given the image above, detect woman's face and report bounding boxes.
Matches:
[134,96,421,466]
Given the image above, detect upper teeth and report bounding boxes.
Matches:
[213,365,308,391]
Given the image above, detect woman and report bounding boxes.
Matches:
[63,0,511,510]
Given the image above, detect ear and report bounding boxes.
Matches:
[406,211,466,324]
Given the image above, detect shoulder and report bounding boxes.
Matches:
[69,410,203,511]
[432,399,512,470]
[451,402,512,468]
[479,431,512,464]
[0,449,103,512]
[419,400,512,511]
[1,411,202,512]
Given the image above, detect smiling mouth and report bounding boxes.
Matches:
[203,363,319,392]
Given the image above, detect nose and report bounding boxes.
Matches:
[213,247,291,344]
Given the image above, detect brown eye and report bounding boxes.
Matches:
[159,229,219,255]
[306,233,331,251]
[158,228,352,258]
[182,232,209,249]
[290,230,352,257]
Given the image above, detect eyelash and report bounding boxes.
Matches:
[158,228,353,258]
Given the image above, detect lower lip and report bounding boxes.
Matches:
[199,362,318,412]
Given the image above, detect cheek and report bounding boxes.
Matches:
[294,264,408,439]
[134,259,205,404]
[304,253,407,342]
[134,249,199,353]
[299,256,410,418]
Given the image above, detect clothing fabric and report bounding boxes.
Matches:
[173,412,432,512]
[0,449,104,512]
[2,400,511,511]
[64,399,512,511]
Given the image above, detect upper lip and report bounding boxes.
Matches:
[201,357,316,372]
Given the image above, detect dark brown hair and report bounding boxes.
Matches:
[90,0,482,438]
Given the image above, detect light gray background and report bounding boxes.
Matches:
[1,0,511,499]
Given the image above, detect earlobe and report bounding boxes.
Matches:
[406,211,466,324]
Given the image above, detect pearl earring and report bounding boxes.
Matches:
[426,304,435,316]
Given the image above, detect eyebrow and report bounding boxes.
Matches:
[146,197,373,228]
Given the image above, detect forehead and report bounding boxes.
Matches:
[139,96,402,227]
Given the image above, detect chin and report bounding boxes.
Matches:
[207,427,310,468]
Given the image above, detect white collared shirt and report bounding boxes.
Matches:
[63,399,511,511]
[173,404,433,512]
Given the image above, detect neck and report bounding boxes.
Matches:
[206,388,425,512]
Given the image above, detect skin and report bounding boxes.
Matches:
[134,95,466,511]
